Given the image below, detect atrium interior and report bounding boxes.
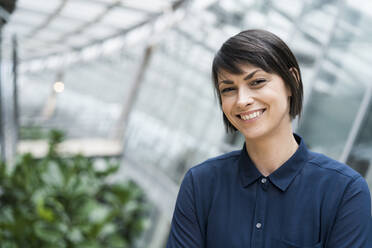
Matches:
[1,0,372,246]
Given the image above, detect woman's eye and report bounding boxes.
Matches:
[250,79,266,86]
[221,87,235,93]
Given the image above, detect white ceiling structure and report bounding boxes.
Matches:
[5,0,182,60]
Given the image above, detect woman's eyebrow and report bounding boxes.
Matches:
[218,69,262,85]
[243,69,261,80]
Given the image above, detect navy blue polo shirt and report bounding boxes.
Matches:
[167,134,371,248]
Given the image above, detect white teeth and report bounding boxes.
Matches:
[240,110,262,120]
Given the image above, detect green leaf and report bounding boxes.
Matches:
[34,221,62,242]
[0,206,14,224]
[67,227,83,243]
[36,198,55,222]
[41,161,64,188]
[88,203,110,224]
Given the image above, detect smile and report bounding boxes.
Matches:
[238,109,265,121]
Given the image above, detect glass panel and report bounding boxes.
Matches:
[100,8,147,29]
[60,1,106,21]
[347,101,372,177]
[120,0,173,13]
[297,57,366,159]
[9,9,47,27]
[82,24,117,39]
[48,17,85,32]
[344,12,372,201]
[297,5,371,160]
[17,0,61,13]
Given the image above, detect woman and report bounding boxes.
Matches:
[166,29,371,248]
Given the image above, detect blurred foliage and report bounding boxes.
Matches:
[0,130,149,247]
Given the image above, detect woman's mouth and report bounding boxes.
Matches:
[238,109,266,121]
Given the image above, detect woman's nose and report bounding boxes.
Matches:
[236,89,254,108]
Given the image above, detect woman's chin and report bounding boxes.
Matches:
[239,128,267,141]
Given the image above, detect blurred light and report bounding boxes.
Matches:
[54,81,64,93]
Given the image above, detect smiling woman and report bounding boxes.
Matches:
[166,29,371,248]
[218,66,293,145]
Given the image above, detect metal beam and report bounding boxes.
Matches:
[56,0,124,43]
[340,83,372,163]
[0,29,4,162]
[12,35,19,145]
[17,6,108,24]
[26,0,69,38]
[113,45,154,140]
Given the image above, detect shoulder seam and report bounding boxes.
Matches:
[307,160,361,180]
[204,152,240,163]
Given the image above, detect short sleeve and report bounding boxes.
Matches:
[166,170,204,248]
[327,176,372,248]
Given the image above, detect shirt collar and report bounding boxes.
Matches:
[238,133,309,192]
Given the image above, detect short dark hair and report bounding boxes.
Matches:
[212,29,303,133]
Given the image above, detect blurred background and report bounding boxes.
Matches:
[0,0,372,247]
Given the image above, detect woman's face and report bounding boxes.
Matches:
[218,64,292,141]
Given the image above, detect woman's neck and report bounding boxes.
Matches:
[245,128,299,177]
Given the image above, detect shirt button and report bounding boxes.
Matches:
[256,222,262,229]
[261,178,267,184]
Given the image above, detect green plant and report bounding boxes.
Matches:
[0,130,149,248]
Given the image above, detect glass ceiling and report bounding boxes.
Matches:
[4,0,180,60]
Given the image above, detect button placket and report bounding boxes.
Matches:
[261,177,269,191]
[251,180,268,247]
